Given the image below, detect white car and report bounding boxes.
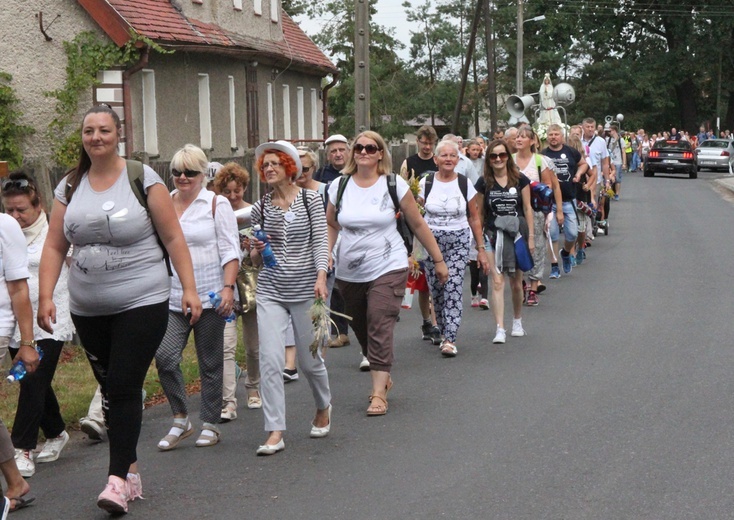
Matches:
[696,139,734,174]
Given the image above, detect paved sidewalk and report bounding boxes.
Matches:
[714,175,734,194]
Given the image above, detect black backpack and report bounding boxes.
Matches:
[335,173,413,253]
[422,171,470,214]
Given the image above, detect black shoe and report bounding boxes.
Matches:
[421,322,433,340]
[429,326,442,345]
[283,368,299,383]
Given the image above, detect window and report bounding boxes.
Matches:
[233,0,243,9]
[228,76,237,150]
[310,88,318,139]
[198,74,212,149]
[266,83,274,140]
[270,0,278,22]
[282,85,291,140]
[254,0,262,16]
[296,87,304,140]
[141,70,158,156]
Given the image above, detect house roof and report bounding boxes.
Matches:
[77,0,337,74]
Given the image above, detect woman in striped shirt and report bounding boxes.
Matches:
[250,141,331,456]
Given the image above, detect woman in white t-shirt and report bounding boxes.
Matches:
[514,125,560,306]
[417,140,487,357]
[327,131,447,416]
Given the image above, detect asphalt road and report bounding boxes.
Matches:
[23,169,734,519]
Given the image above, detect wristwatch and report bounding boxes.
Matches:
[19,340,37,348]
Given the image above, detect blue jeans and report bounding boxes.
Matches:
[549,201,578,243]
[630,152,640,171]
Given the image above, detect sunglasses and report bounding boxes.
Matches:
[353,144,381,155]
[1,179,34,192]
[172,169,201,178]
[488,152,509,161]
[301,165,313,173]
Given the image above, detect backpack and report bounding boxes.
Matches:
[422,171,470,215]
[65,159,172,275]
[335,173,413,253]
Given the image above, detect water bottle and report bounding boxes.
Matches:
[208,292,236,322]
[7,347,44,383]
[252,225,277,268]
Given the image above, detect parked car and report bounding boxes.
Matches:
[643,140,696,179]
[695,139,734,174]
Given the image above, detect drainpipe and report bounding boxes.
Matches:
[322,71,340,140]
[122,46,150,159]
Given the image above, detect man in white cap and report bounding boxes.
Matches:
[314,134,349,184]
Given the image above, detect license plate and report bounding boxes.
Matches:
[662,159,679,163]
[699,161,716,165]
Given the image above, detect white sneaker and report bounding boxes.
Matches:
[80,417,105,441]
[493,327,506,344]
[511,319,526,337]
[14,449,35,477]
[37,430,69,463]
[471,295,480,307]
[359,355,370,371]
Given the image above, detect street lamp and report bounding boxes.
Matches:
[516,9,546,96]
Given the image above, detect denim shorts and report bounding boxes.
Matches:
[549,201,578,243]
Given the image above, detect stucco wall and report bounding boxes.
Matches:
[127,52,324,162]
[178,0,280,40]
[0,0,105,165]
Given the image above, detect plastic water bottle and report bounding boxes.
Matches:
[252,225,277,268]
[208,292,236,322]
[7,347,44,383]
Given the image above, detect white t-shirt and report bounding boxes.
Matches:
[514,153,555,183]
[419,175,477,231]
[328,175,410,283]
[0,214,30,337]
[582,135,610,170]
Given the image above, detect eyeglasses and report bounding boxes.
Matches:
[301,165,313,173]
[172,169,201,178]
[417,139,435,146]
[488,152,509,161]
[353,144,381,155]
[1,179,34,192]
[261,161,282,170]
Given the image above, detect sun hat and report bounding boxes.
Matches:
[255,140,303,180]
[324,134,348,146]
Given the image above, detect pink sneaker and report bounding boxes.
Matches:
[97,476,129,514]
[127,473,144,501]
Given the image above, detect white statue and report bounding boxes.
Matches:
[538,73,562,125]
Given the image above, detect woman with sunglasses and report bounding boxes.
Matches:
[2,173,73,480]
[249,141,331,456]
[514,125,560,306]
[417,140,487,357]
[155,145,241,451]
[38,104,201,514]
[212,163,262,420]
[476,140,534,343]
[326,131,448,415]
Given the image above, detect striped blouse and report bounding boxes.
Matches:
[251,188,329,302]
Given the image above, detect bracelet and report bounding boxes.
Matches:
[476,245,485,251]
[20,340,37,348]
[223,284,235,290]
[435,259,445,264]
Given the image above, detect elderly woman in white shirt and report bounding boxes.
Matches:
[155,144,241,450]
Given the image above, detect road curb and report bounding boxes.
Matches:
[714,177,734,195]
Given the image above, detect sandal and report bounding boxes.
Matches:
[195,426,220,447]
[440,341,458,357]
[157,420,193,451]
[7,496,35,512]
[247,393,262,409]
[367,395,388,416]
[369,378,394,402]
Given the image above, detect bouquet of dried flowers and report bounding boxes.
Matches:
[309,298,353,358]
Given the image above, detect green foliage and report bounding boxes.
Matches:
[45,31,173,168]
[0,72,34,169]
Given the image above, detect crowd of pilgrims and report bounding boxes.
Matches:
[0,105,621,515]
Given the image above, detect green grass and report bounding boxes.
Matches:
[0,322,247,437]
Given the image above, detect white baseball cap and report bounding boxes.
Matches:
[324,134,348,146]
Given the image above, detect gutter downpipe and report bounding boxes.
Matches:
[122,45,150,159]
[322,71,340,140]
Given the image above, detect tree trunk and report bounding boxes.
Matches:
[674,78,698,133]
[724,91,734,131]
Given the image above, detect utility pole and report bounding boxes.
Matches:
[516,0,523,95]
[354,0,370,134]
[451,0,484,134]
[484,0,497,131]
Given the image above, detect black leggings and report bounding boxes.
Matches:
[72,301,169,478]
[468,260,488,299]
[10,339,66,450]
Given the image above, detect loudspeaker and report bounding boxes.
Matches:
[506,94,535,118]
[552,83,575,105]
